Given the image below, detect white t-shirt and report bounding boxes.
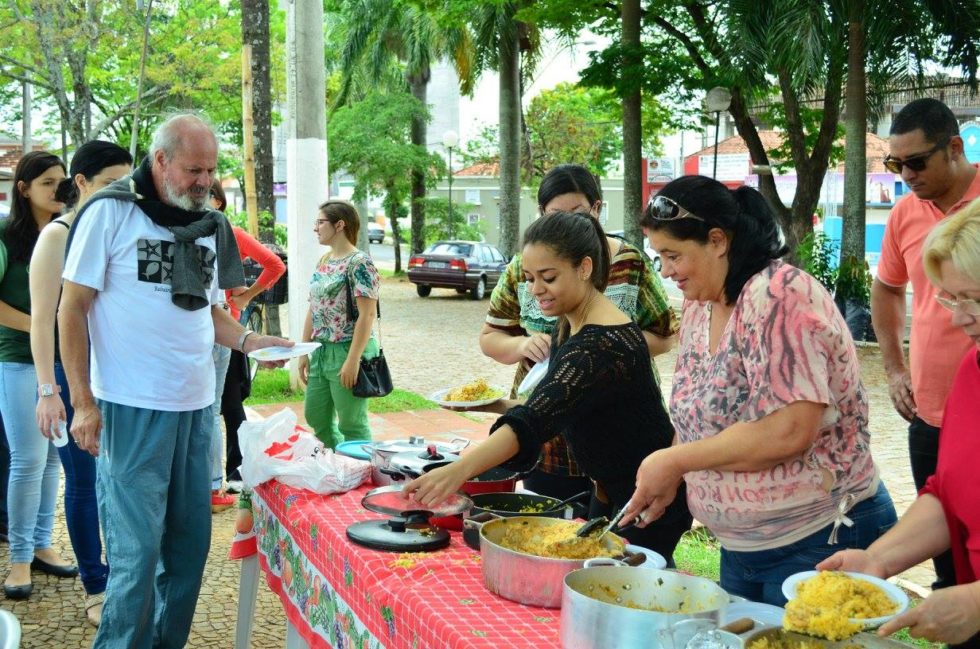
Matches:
[63,199,221,411]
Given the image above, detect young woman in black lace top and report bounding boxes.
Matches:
[405,211,691,563]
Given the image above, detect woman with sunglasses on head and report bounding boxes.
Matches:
[1,151,77,601]
[818,202,980,649]
[298,200,380,449]
[621,175,897,606]
[409,211,691,565]
[480,164,677,516]
[28,141,132,621]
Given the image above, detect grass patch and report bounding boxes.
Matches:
[244,368,437,413]
[674,526,721,582]
[244,369,302,405]
[378,268,405,279]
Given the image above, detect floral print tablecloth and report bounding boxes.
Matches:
[253,482,563,649]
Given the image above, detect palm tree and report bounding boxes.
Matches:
[334,0,474,254]
[469,2,541,258]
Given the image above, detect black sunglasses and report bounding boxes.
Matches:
[883,139,949,174]
[647,195,705,222]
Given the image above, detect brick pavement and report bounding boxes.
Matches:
[2,277,935,647]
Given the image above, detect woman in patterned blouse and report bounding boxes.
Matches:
[480,164,677,514]
[298,201,380,449]
[624,175,897,606]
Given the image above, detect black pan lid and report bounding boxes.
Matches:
[346,515,451,551]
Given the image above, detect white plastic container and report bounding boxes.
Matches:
[51,420,69,448]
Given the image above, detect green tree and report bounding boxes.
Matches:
[326,89,445,273]
[331,0,474,256]
[0,2,245,150]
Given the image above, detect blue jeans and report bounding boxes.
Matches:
[93,401,211,649]
[55,362,108,595]
[720,482,897,606]
[0,414,8,532]
[0,361,60,564]
[210,344,232,490]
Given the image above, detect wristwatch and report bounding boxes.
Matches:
[38,383,56,398]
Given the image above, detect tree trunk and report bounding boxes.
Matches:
[242,0,277,241]
[408,75,429,255]
[841,0,867,266]
[621,0,643,248]
[386,185,404,273]
[498,9,522,259]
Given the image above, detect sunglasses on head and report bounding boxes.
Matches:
[883,138,949,174]
[647,195,705,222]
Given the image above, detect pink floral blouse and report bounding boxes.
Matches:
[671,261,878,551]
[308,251,379,343]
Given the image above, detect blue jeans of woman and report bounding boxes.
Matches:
[55,362,109,595]
[210,344,232,490]
[720,482,897,606]
[0,361,60,564]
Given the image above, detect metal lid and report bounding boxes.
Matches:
[361,485,473,517]
[370,437,468,455]
[346,515,451,552]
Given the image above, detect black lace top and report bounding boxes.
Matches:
[490,322,675,492]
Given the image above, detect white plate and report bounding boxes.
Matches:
[623,544,667,570]
[722,601,786,627]
[429,385,506,409]
[518,359,549,394]
[781,570,909,628]
[247,342,321,362]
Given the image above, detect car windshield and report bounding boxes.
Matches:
[428,243,471,256]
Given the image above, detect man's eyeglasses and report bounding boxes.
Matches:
[935,293,980,317]
[883,139,948,174]
[647,195,705,222]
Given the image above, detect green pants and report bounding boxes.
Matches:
[304,338,378,449]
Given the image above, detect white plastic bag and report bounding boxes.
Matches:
[239,408,372,494]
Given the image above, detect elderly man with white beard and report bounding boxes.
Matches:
[58,113,291,649]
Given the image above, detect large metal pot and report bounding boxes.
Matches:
[464,515,626,608]
[559,566,728,649]
[366,436,468,486]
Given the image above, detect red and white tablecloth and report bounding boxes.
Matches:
[253,481,563,649]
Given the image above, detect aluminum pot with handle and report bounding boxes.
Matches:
[365,436,468,486]
[559,566,728,649]
[463,515,627,609]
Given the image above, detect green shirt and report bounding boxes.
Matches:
[0,225,33,364]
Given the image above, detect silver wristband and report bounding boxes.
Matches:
[237,329,255,353]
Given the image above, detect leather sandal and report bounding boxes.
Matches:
[85,592,105,627]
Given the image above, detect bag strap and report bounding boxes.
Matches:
[344,255,382,345]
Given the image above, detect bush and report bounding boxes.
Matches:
[796,231,838,294]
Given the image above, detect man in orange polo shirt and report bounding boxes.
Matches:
[872,97,978,590]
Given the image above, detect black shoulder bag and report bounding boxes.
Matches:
[344,262,393,398]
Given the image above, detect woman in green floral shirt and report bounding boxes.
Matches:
[480,164,678,505]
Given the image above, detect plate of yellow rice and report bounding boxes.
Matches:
[430,378,506,408]
[781,570,908,637]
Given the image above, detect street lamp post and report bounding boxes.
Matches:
[704,87,731,179]
[443,130,458,239]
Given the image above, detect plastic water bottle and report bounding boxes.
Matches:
[51,420,69,448]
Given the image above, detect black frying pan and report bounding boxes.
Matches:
[469,490,591,518]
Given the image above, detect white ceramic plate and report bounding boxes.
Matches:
[247,342,321,362]
[518,359,549,394]
[781,570,909,628]
[623,544,667,570]
[429,385,506,409]
[721,601,786,627]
